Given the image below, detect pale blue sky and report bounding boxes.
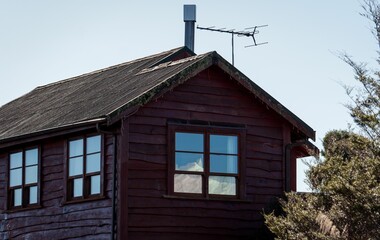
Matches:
[0,1,377,191]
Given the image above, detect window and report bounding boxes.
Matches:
[8,147,39,209]
[67,135,103,201]
[169,124,245,198]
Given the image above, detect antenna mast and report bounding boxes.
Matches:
[197,25,268,65]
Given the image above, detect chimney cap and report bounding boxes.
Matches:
[184,5,196,22]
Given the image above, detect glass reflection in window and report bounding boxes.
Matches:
[73,178,83,197]
[87,135,101,154]
[14,188,22,207]
[69,139,83,157]
[209,176,236,195]
[175,132,204,152]
[174,174,202,193]
[29,186,38,204]
[210,135,237,154]
[91,175,101,195]
[210,155,238,174]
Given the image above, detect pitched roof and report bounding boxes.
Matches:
[0,47,315,145]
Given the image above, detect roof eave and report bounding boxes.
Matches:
[0,118,107,150]
[105,51,316,141]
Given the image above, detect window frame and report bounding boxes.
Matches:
[7,146,41,210]
[168,123,246,199]
[64,133,105,203]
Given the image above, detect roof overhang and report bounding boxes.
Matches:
[0,48,315,146]
[106,51,316,141]
[213,53,316,141]
[0,118,106,150]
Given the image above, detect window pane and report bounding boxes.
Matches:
[175,152,204,172]
[29,186,38,204]
[174,174,202,193]
[175,132,204,152]
[69,156,83,176]
[87,135,101,154]
[73,178,83,197]
[210,135,238,154]
[25,148,38,166]
[210,155,238,174]
[10,152,22,169]
[25,166,38,184]
[69,139,83,157]
[209,176,236,195]
[14,188,22,207]
[86,153,101,174]
[90,175,101,195]
[10,168,22,187]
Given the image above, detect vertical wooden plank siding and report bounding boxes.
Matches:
[118,118,129,240]
[0,64,298,239]
[0,152,7,239]
[282,124,292,192]
[0,133,114,239]
[125,66,285,239]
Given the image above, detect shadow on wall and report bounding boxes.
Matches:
[251,196,282,240]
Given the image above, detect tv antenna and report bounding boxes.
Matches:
[197,25,268,65]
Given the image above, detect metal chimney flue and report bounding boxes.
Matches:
[184,5,196,52]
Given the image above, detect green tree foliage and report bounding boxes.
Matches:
[266,131,380,239]
[264,1,380,239]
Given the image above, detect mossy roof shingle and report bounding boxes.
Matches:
[0,47,315,145]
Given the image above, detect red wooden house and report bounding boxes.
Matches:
[0,46,316,239]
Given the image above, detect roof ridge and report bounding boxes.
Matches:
[35,47,185,90]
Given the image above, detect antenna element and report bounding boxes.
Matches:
[197,25,268,65]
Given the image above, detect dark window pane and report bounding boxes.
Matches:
[69,139,83,157]
[29,186,38,204]
[10,152,22,169]
[87,135,101,154]
[73,178,83,197]
[175,132,204,152]
[10,168,22,187]
[175,152,204,172]
[86,153,101,174]
[90,175,101,195]
[14,188,22,207]
[25,148,38,166]
[210,155,238,174]
[209,176,236,195]
[25,166,38,184]
[69,156,83,176]
[174,174,202,193]
[210,135,238,154]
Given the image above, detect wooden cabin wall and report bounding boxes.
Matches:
[0,152,6,239]
[125,66,285,240]
[0,133,114,239]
